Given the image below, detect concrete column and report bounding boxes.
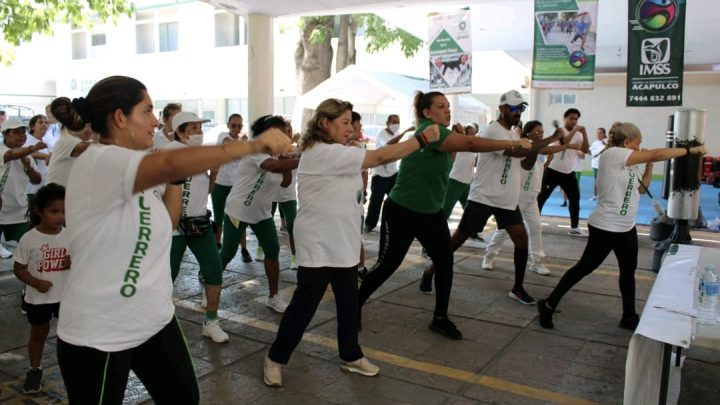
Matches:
[247,14,274,123]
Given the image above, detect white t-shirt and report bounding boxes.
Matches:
[589,139,607,169]
[449,151,476,184]
[214,132,242,187]
[163,142,210,234]
[15,228,70,305]
[225,153,282,224]
[46,133,83,187]
[548,132,583,174]
[43,124,62,151]
[152,129,173,149]
[295,143,365,268]
[519,155,546,202]
[59,144,175,352]
[589,147,640,232]
[468,122,522,210]
[371,129,398,178]
[275,168,297,202]
[23,136,48,194]
[0,144,38,225]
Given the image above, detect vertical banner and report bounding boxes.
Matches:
[627,0,686,107]
[531,0,598,89]
[428,8,472,94]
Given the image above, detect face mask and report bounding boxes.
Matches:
[188,134,204,146]
[389,124,400,134]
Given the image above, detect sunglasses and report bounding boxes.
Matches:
[508,104,527,113]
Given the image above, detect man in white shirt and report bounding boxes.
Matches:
[537,108,589,236]
[152,103,182,148]
[363,114,414,233]
[588,127,607,200]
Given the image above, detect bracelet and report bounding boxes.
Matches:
[420,131,430,145]
[414,133,427,148]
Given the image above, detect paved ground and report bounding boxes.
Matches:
[1,210,720,404]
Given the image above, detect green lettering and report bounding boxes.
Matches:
[128,254,143,269]
[139,211,151,226]
[120,284,136,297]
[139,195,150,210]
[134,241,148,256]
[124,269,140,284]
[138,226,151,242]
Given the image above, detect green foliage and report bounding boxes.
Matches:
[359,14,422,58]
[302,16,333,44]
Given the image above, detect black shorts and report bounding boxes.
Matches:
[25,301,60,325]
[458,200,523,233]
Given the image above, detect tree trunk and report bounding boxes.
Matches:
[336,15,350,73]
[348,15,358,66]
[295,16,334,125]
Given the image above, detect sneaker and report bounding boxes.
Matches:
[619,314,640,331]
[0,244,12,259]
[530,259,551,276]
[429,317,463,340]
[255,247,265,261]
[266,295,288,313]
[508,288,535,305]
[419,272,433,294]
[241,248,253,263]
[200,287,207,309]
[22,367,42,394]
[537,298,557,329]
[481,255,494,271]
[568,228,587,237]
[589,196,597,201]
[202,319,230,343]
[358,266,369,280]
[561,201,568,207]
[470,233,485,242]
[263,355,282,387]
[290,255,298,270]
[340,357,380,377]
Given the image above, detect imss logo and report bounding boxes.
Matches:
[639,38,671,75]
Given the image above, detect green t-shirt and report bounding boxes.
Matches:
[388,118,453,214]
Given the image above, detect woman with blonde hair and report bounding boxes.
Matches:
[537,122,707,330]
[263,98,441,387]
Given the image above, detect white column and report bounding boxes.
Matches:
[247,14,274,123]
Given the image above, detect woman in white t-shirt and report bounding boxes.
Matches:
[537,122,707,330]
[263,98,441,387]
[272,120,300,269]
[24,115,51,196]
[50,75,291,405]
[220,115,300,314]
[588,127,607,200]
[46,126,92,187]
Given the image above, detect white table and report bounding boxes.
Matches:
[624,244,720,405]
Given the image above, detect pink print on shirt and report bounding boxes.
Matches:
[36,244,70,272]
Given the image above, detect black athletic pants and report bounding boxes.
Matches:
[537,167,580,228]
[364,174,397,231]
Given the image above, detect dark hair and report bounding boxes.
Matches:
[521,120,543,138]
[597,127,606,135]
[28,115,47,135]
[413,91,445,123]
[227,113,243,123]
[386,114,399,124]
[51,76,147,137]
[162,103,182,119]
[29,183,65,227]
[351,111,361,123]
[301,98,353,151]
[251,115,287,138]
[564,108,581,118]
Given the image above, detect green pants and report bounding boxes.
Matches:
[170,231,223,285]
[0,222,30,242]
[275,200,297,237]
[210,184,232,223]
[575,171,582,184]
[442,178,470,219]
[220,215,279,264]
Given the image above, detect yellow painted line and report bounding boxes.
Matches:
[485,256,656,281]
[175,300,602,405]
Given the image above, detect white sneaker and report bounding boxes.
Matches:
[568,227,588,237]
[255,247,265,261]
[263,355,282,387]
[266,295,288,313]
[200,287,207,309]
[290,255,298,270]
[482,255,494,270]
[0,244,12,259]
[202,319,229,343]
[340,357,380,377]
[530,259,551,276]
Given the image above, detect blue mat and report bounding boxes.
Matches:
[540,174,720,226]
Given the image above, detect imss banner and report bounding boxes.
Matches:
[428,8,472,94]
[531,0,598,89]
[627,0,686,107]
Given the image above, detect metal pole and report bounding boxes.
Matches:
[658,343,672,405]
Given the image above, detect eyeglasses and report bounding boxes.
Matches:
[230,124,243,128]
[508,104,527,113]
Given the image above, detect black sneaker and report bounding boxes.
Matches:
[536,298,556,329]
[429,317,463,340]
[419,272,433,294]
[23,368,42,394]
[241,248,253,263]
[508,288,535,305]
[470,233,485,242]
[358,267,369,280]
[619,314,640,331]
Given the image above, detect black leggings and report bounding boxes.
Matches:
[364,174,397,231]
[57,317,199,405]
[537,167,580,228]
[359,198,453,318]
[269,266,363,364]
[546,225,638,316]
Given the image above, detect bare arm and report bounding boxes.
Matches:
[21,158,42,185]
[162,184,183,229]
[519,132,563,170]
[438,133,531,154]
[260,157,300,173]
[14,262,52,293]
[3,142,47,163]
[362,137,421,169]
[625,145,706,166]
[70,142,91,157]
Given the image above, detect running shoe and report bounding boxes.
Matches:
[202,319,230,343]
[22,368,42,394]
[481,255,494,271]
[429,317,463,340]
[266,295,288,313]
[470,233,485,242]
[241,248,253,263]
[0,244,12,259]
[419,272,433,294]
[340,357,380,376]
[508,288,535,305]
[530,259,551,276]
[619,314,640,331]
[536,298,557,329]
[263,355,282,387]
[568,228,587,237]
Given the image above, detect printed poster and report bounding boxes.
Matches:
[429,8,472,94]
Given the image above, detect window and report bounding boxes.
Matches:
[91,33,106,46]
[136,24,155,53]
[71,32,87,59]
[550,93,577,105]
[159,22,179,52]
[215,12,240,47]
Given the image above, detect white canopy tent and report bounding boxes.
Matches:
[292,65,491,129]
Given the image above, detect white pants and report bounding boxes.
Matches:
[486,198,545,261]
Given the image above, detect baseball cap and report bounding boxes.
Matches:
[171,112,209,132]
[499,90,528,107]
[1,117,27,132]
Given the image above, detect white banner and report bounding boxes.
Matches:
[428,8,472,94]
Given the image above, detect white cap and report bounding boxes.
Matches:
[499,90,528,107]
[171,112,209,132]
[1,117,26,132]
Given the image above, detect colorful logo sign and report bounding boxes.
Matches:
[568,50,587,68]
[636,0,678,32]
